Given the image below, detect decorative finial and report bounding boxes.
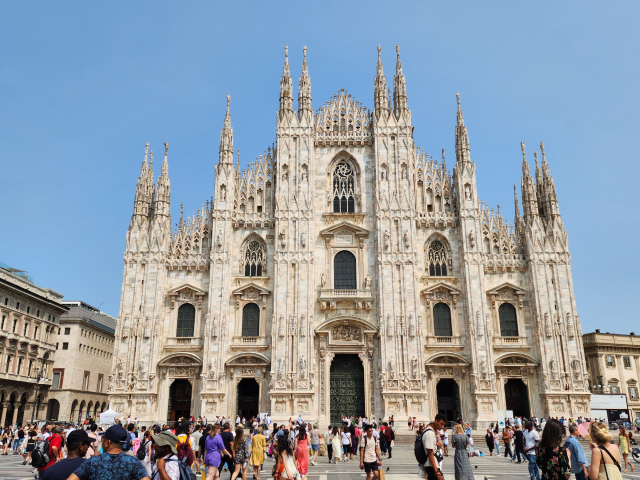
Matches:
[285,45,288,61]
[442,148,445,161]
[149,150,153,166]
[534,150,539,166]
[396,44,400,60]
[514,184,517,195]
[303,45,307,59]
[540,141,545,158]
[456,92,460,108]
[226,94,230,109]
[145,142,149,155]
[164,141,169,156]
[378,44,381,56]
[521,142,526,159]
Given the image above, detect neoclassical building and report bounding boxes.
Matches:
[109,45,590,427]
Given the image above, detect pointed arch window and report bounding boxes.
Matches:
[176,303,195,337]
[242,303,260,337]
[499,303,518,337]
[427,240,448,276]
[433,303,452,336]
[243,240,266,277]
[332,161,355,213]
[334,250,357,289]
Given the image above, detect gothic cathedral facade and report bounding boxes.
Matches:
[108,46,590,426]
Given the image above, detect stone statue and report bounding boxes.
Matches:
[486,314,493,337]
[550,359,559,379]
[300,233,306,248]
[278,357,285,378]
[468,314,475,337]
[545,313,552,338]
[469,230,476,248]
[269,373,275,390]
[320,273,327,288]
[364,274,371,289]
[212,315,219,337]
[400,373,410,391]
[480,359,487,379]
[216,230,223,249]
[116,356,124,379]
[376,358,382,373]
[138,355,147,376]
[301,167,307,181]
[209,357,217,377]
[327,188,332,206]
[401,166,407,180]
[383,230,390,249]
[388,360,396,379]
[403,230,410,249]
[464,184,471,200]
[411,355,418,379]
[299,355,307,378]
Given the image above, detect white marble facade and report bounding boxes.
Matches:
[108,45,590,427]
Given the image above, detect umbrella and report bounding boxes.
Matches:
[577,422,591,438]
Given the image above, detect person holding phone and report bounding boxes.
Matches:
[359,425,381,480]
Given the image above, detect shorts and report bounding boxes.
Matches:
[311,444,319,452]
[363,461,379,473]
[425,466,441,480]
[221,455,234,470]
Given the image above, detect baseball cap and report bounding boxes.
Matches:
[103,425,128,444]
[152,431,178,454]
[67,429,92,445]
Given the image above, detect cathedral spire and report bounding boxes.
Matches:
[454,93,471,164]
[373,45,388,119]
[155,141,171,218]
[298,45,312,117]
[279,45,293,115]
[540,141,560,217]
[219,95,234,166]
[514,184,521,223]
[133,142,154,218]
[520,142,539,222]
[393,44,408,118]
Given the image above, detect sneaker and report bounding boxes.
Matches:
[21,461,27,465]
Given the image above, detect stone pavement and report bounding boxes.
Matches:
[2,445,640,480]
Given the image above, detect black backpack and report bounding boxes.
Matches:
[414,429,430,466]
[137,440,148,460]
[31,438,51,468]
[124,433,133,452]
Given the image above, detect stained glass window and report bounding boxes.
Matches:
[333,161,355,213]
[242,303,260,337]
[499,303,518,337]
[244,240,265,277]
[433,303,452,336]
[334,250,357,289]
[428,240,448,276]
[177,303,195,337]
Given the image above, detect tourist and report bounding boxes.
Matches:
[484,428,494,456]
[204,424,231,480]
[151,431,181,480]
[512,424,525,463]
[230,428,249,480]
[588,422,622,480]
[421,413,447,480]
[219,423,235,474]
[309,424,319,466]
[41,430,91,480]
[68,425,149,480]
[535,419,571,480]
[523,421,540,480]
[324,426,333,463]
[492,427,500,456]
[409,416,413,431]
[249,426,265,480]
[359,425,381,480]
[618,426,635,472]
[383,423,393,460]
[22,428,37,465]
[564,425,589,480]
[467,434,474,457]
[294,426,309,480]
[330,427,342,465]
[451,423,474,480]
[138,431,152,477]
[275,435,297,479]
[37,426,64,479]
[341,425,351,462]
[442,428,449,457]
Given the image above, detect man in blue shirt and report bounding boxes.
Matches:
[564,426,589,480]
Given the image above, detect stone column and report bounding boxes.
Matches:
[11,404,19,425]
[0,402,7,426]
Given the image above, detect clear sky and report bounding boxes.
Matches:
[1,1,638,333]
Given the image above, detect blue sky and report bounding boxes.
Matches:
[1,1,638,332]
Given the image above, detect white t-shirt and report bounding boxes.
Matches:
[523,429,540,452]
[422,428,437,452]
[362,435,378,463]
[156,454,180,480]
[341,432,351,445]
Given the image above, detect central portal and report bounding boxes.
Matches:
[436,379,460,423]
[505,379,530,418]
[330,354,365,424]
[168,379,192,422]
[237,378,260,420]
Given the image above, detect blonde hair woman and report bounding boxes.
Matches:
[618,425,635,473]
[452,423,474,480]
[249,426,266,480]
[588,422,623,480]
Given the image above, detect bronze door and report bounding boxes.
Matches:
[330,354,365,424]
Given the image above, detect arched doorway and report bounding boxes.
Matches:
[168,379,192,422]
[46,399,60,421]
[70,399,78,422]
[504,379,530,418]
[5,393,16,425]
[436,379,460,423]
[236,379,259,420]
[16,394,27,425]
[329,354,365,425]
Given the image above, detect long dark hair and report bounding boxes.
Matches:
[539,419,564,448]
[277,435,291,456]
[297,426,307,441]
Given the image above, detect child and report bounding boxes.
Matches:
[467,433,475,457]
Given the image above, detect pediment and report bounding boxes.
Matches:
[486,282,526,296]
[232,282,271,297]
[157,353,203,367]
[166,283,207,296]
[315,316,378,334]
[319,221,369,238]
[494,353,538,366]
[425,353,470,365]
[421,281,461,296]
[226,352,271,367]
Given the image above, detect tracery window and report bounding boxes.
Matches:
[242,303,260,337]
[243,240,266,277]
[332,161,355,213]
[427,240,448,276]
[176,303,195,338]
[433,302,452,337]
[499,303,518,337]
[334,250,357,290]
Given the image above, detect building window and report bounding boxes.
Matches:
[630,386,638,400]
[1,315,5,329]
[62,343,69,350]
[176,303,195,337]
[17,357,23,375]
[64,328,70,335]
[52,372,61,389]
[243,240,266,277]
[12,319,18,333]
[333,250,357,289]
[5,355,12,373]
[27,359,33,376]
[433,302,453,337]
[332,161,355,213]
[97,375,103,393]
[82,373,89,390]
[242,303,260,337]
[624,356,632,369]
[16,302,20,310]
[610,384,619,394]
[34,326,38,339]
[26,306,30,314]
[606,355,615,368]
[427,240,448,276]
[23,323,29,336]
[499,303,518,337]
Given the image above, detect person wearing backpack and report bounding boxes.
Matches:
[138,431,153,477]
[41,430,92,480]
[176,423,196,467]
[359,424,381,480]
[35,426,64,479]
[68,425,149,480]
[151,431,181,480]
[417,413,446,480]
